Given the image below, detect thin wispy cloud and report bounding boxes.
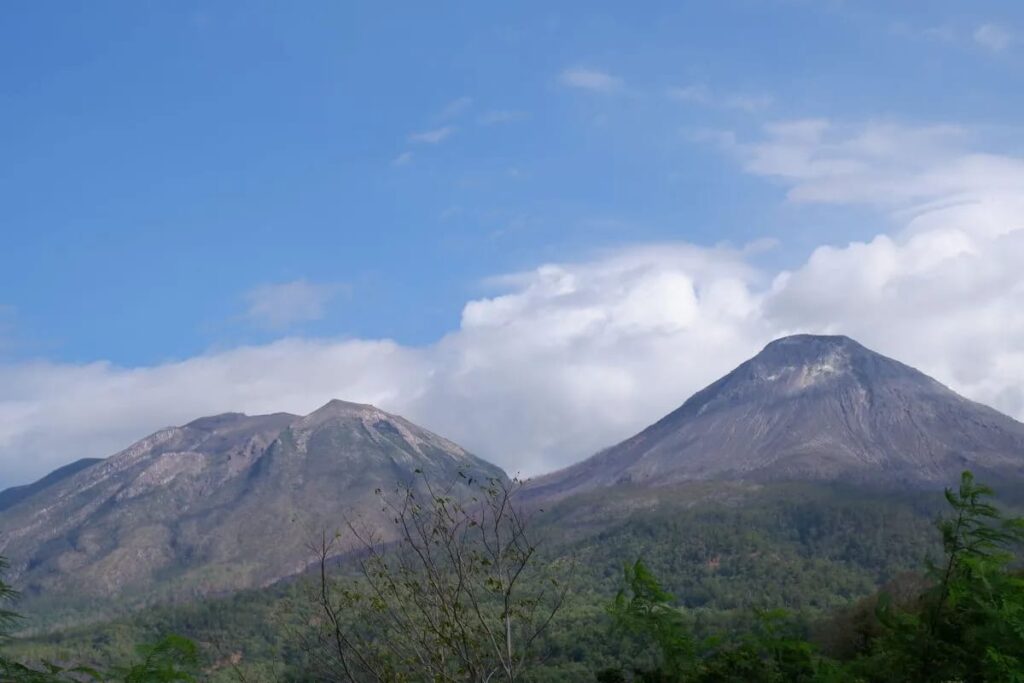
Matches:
[726,94,774,112]
[409,126,455,144]
[559,67,622,93]
[392,151,413,167]
[891,20,1016,53]
[478,110,527,125]
[439,96,473,120]
[718,119,979,206]
[667,84,772,112]
[668,85,713,105]
[243,279,343,330]
[974,23,1013,52]
[889,22,956,44]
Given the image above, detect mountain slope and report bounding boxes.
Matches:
[528,334,1024,501]
[0,458,103,513]
[0,400,503,613]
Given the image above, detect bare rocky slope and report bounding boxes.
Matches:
[0,400,503,609]
[526,334,1024,502]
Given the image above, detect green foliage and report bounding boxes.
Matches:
[603,472,1024,682]
[549,482,942,614]
[3,555,199,682]
[858,471,1024,682]
[606,560,836,682]
[609,560,694,678]
[1,634,197,683]
[112,635,199,683]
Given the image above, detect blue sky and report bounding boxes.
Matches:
[2,1,1024,485]
[2,0,1019,364]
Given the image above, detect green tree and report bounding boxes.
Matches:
[606,560,837,682]
[871,471,1024,682]
[608,559,695,680]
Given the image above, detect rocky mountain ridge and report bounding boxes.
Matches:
[0,400,502,609]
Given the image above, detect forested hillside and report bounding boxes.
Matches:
[8,474,1017,681]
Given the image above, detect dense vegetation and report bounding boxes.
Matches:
[1,472,1021,681]
[600,471,1024,681]
[2,560,200,681]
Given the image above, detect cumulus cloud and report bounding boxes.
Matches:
[415,245,771,475]
[244,280,342,330]
[558,67,623,93]
[409,126,455,144]
[0,339,429,486]
[746,121,1024,419]
[3,120,1024,488]
[0,247,772,486]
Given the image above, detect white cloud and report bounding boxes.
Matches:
[244,280,341,330]
[716,119,1024,208]
[558,67,622,93]
[409,126,455,144]
[0,246,769,487]
[742,121,1024,419]
[892,21,1016,52]
[392,151,413,166]
[974,23,1013,52]
[0,339,430,487]
[4,120,1024,490]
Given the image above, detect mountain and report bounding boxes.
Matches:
[0,458,103,513]
[527,334,1024,501]
[8,334,1024,627]
[0,400,503,614]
